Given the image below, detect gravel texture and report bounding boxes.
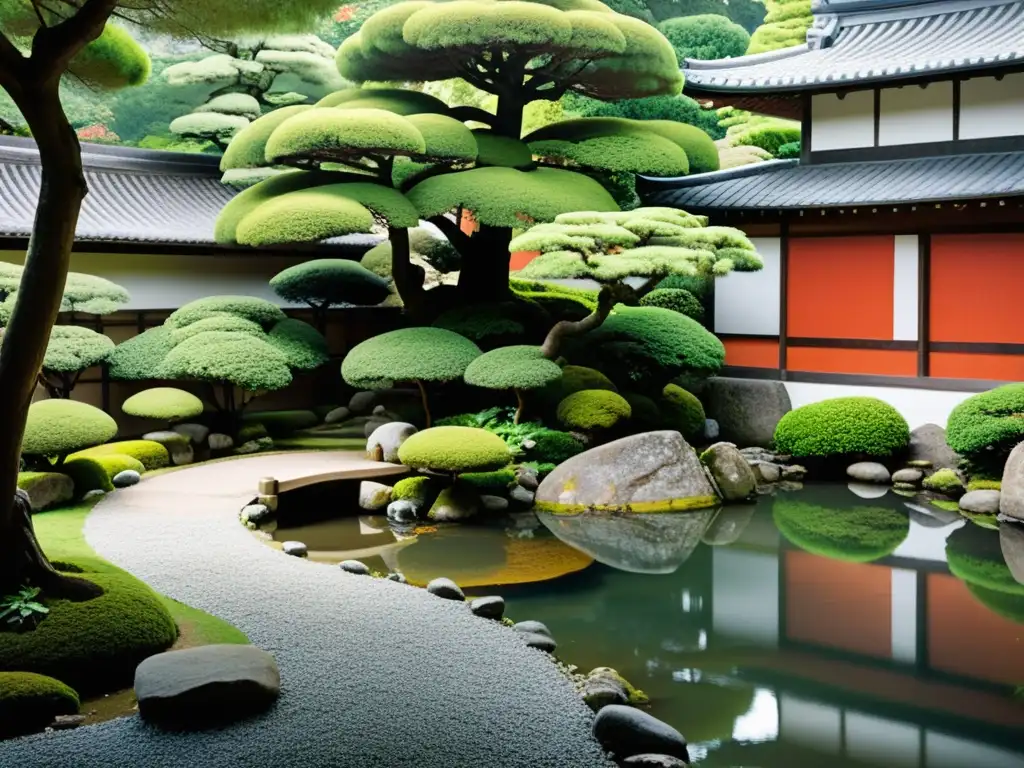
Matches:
[0,452,612,768]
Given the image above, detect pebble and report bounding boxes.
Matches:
[426,577,464,601]
[622,755,689,768]
[387,572,407,583]
[339,560,371,575]
[282,541,307,557]
[469,596,505,620]
[522,632,557,653]
[509,485,536,505]
[892,468,924,484]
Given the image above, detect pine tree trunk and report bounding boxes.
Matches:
[0,82,100,598]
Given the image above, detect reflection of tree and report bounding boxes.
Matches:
[965,582,1024,624]
[772,492,909,563]
[946,524,1024,602]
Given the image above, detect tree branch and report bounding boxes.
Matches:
[540,282,633,360]
[30,0,119,84]
[0,34,26,93]
[447,105,496,127]
[428,214,473,255]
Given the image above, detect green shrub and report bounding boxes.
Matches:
[397,426,512,473]
[526,429,585,465]
[121,387,204,422]
[464,345,563,392]
[520,460,557,478]
[433,303,529,346]
[622,392,662,431]
[166,295,286,330]
[458,468,517,493]
[639,288,703,321]
[341,327,482,389]
[237,423,270,442]
[735,124,802,155]
[773,397,910,459]
[776,140,801,159]
[772,498,910,563]
[946,384,1024,469]
[922,468,965,495]
[967,479,1001,492]
[71,440,170,471]
[655,273,712,300]
[392,476,439,505]
[61,458,114,495]
[242,410,319,437]
[0,672,79,738]
[21,400,118,459]
[538,365,617,407]
[946,524,1024,596]
[556,390,632,431]
[660,383,705,440]
[0,564,177,695]
[658,14,750,61]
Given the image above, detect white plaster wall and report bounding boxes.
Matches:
[959,73,1024,140]
[892,235,918,341]
[846,712,920,768]
[889,568,917,665]
[711,548,779,647]
[811,90,876,151]
[926,733,1024,768]
[779,695,841,752]
[715,237,781,335]
[879,82,954,146]
[1,250,309,310]
[783,381,976,429]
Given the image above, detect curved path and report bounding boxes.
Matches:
[1,452,613,768]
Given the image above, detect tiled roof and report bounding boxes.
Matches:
[683,0,1024,94]
[0,137,379,251]
[640,151,1024,211]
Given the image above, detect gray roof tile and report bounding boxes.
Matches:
[640,151,1024,210]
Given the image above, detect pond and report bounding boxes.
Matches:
[266,482,1024,767]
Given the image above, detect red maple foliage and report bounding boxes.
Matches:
[76,124,121,143]
[334,4,357,21]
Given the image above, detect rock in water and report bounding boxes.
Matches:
[535,431,718,514]
[999,522,1024,586]
[592,705,689,763]
[387,499,420,523]
[581,678,628,711]
[704,377,791,448]
[426,577,464,601]
[909,424,961,470]
[134,645,280,728]
[701,506,755,546]
[1000,442,1024,521]
[959,490,1000,515]
[358,481,393,511]
[513,620,552,638]
[702,443,756,502]
[521,632,557,653]
[282,541,307,557]
[846,462,891,484]
[366,422,417,463]
[892,468,924,485]
[428,485,479,522]
[469,596,505,620]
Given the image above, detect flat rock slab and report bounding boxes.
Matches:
[135,645,280,728]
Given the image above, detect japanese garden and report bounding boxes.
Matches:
[1,0,1023,766]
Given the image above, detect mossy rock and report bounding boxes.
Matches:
[391,475,440,506]
[556,389,632,431]
[772,496,910,563]
[659,383,705,441]
[524,430,585,465]
[0,564,178,695]
[773,397,910,459]
[16,472,74,512]
[0,672,79,738]
[71,440,170,471]
[397,426,512,473]
[946,524,1024,596]
[922,468,965,496]
[458,467,517,494]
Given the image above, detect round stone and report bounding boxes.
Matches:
[846,462,891,484]
[592,705,689,763]
[339,560,371,575]
[959,489,1001,515]
[469,596,505,620]
[513,620,552,638]
[426,577,464,601]
[386,572,407,583]
[521,632,557,653]
[112,470,141,488]
[282,541,307,558]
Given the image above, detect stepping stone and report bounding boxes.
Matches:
[513,620,552,638]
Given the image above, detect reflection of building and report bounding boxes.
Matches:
[641,0,1024,427]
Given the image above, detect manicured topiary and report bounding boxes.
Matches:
[342,327,482,426]
[526,429,585,465]
[71,440,170,471]
[237,423,269,442]
[776,140,801,159]
[36,326,115,399]
[432,304,529,347]
[735,123,802,156]
[464,345,563,423]
[397,426,512,474]
[658,14,750,62]
[639,288,703,321]
[21,400,118,462]
[946,524,1024,596]
[270,259,391,328]
[538,365,618,409]
[622,391,662,431]
[772,498,910,563]
[61,457,115,495]
[659,383,705,440]
[946,383,1024,470]
[158,331,294,393]
[556,390,632,432]
[0,565,178,695]
[106,326,176,381]
[0,672,80,738]
[166,295,287,330]
[122,387,204,423]
[773,397,910,459]
[242,409,319,437]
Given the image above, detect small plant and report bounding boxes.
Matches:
[0,586,49,630]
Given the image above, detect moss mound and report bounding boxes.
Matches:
[391,475,439,505]
[0,565,178,695]
[121,387,204,422]
[0,671,79,738]
[659,383,705,441]
[947,383,1024,469]
[557,389,632,431]
[458,468,517,493]
[922,468,964,495]
[527,430,585,465]
[946,524,1024,596]
[61,457,116,495]
[342,327,481,389]
[772,497,910,563]
[72,440,170,471]
[22,400,118,458]
[773,397,910,459]
[397,426,512,473]
[622,391,662,431]
[638,287,703,321]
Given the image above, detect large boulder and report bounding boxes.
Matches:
[704,377,791,448]
[17,472,74,512]
[134,645,280,727]
[366,422,417,463]
[909,423,960,470]
[592,705,689,763]
[535,431,718,514]
[702,443,756,502]
[999,522,1024,586]
[1001,441,1024,522]
[142,431,194,466]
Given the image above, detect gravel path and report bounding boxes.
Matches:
[1,452,613,768]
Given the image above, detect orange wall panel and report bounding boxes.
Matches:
[931,234,1024,344]
[929,352,1024,381]
[927,573,1024,685]
[510,250,540,271]
[787,236,895,339]
[723,338,779,368]
[459,209,478,235]
[785,551,893,658]
[787,347,917,376]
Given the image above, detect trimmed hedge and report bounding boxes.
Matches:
[0,672,79,739]
[659,383,705,441]
[773,397,910,459]
[122,387,204,422]
[397,426,512,473]
[22,400,118,458]
[946,383,1024,468]
[71,440,170,471]
[639,288,703,321]
[61,457,114,495]
[342,327,482,389]
[526,429,586,465]
[556,389,632,431]
[0,565,178,695]
[773,498,910,563]
[464,345,563,391]
[242,410,320,437]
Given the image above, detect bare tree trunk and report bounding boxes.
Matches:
[540,283,633,361]
[0,81,101,598]
[415,379,432,429]
[388,228,430,321]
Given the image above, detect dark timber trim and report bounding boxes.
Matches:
[873,87,881,147]
[779,221,790,378]
[808,134,1024,165]
[952,79,962,141]
[786,337,917,351]
[918,234,931,377]
[719,366,1005,393]
[801,92,813,164]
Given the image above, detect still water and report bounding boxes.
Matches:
[270,483,1024,767]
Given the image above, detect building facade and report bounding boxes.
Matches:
[641,0,1024,427]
